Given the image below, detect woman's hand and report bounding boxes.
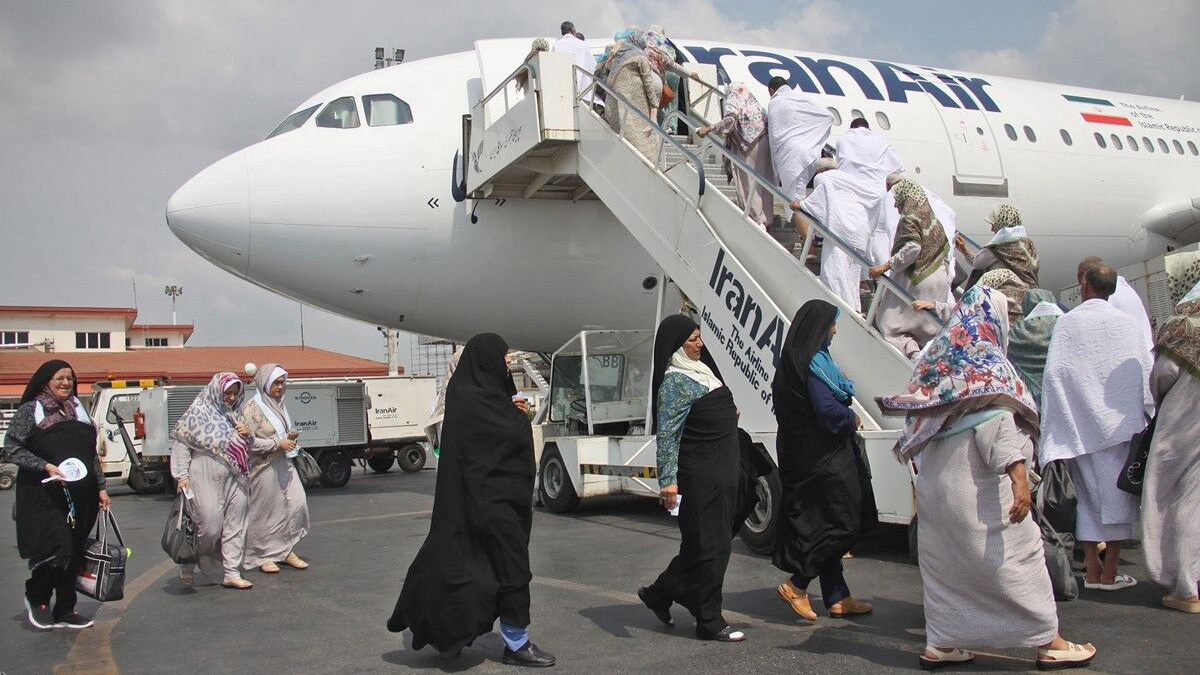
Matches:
[689,72,702,82]
[954,234,969,255]
[287,431,300,440]
[235,422,252,436]
[868,263,890,280]
[277,438,297,452]
[513,398,529,415]
[697,126,710,138]
[855,414,863,430]
[98,490,111,510]
[176,477,190,494]
[1007,461,1031,524]
[912,299,936,312]
[659,484,679,510]
[789,199,803,212]
[44,463,63,480]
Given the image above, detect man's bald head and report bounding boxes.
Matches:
[1077,256,1104,283]
[1081,264,1117,301]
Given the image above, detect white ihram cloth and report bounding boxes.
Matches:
[1111,276,1154,357]
[767,85,833,202]
[1039,298,1153,541]
[835,128,902,188]
[876,188,957,300]
[801,168,880,312]
[552,34,596,104]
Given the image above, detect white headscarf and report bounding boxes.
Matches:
[667,347,723,391]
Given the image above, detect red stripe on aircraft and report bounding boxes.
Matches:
[1081,112,1132,126]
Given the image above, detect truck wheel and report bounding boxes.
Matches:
[367,451,395,474]
[738,468,782,555]
[538,447,579,513]
[907,516,919,565]
[318,451,352,488]
[398,443,426,473]
[0,473,13,490]
[129,469,169,494]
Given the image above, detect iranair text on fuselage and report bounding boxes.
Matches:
[680,43,1002,112]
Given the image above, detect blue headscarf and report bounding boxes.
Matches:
[809,313,855,403]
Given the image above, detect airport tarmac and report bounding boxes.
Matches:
[1,469,1193,675]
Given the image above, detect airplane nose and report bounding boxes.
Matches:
[166,153,250,276]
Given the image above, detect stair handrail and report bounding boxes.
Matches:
[476,62,538,122]
[575,66,706,200]
[660,108,943,331]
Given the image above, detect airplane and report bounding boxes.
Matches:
[166,37,1200,355]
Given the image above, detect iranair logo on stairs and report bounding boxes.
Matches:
[705,248,785,411]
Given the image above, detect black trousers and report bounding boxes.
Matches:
[26,561,78,616]
[790,558,851,609]
[498,585,531,628]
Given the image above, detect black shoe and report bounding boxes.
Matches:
[637,587,674,626]
[697,625,746,642]
[24,598,54,630]
[53,611,94,629]
[502,641,556,667]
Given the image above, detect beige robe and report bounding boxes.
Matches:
[875,241,951,358]
[709,112,775,229]
[1142,355,1200,599]
[240,399,310,568]
[915,412,1058,648]
[170,441,252,583]
[604,58,662,159]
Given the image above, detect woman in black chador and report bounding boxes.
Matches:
[637,314,747,642]
[772,300,877,621]
[2,359,110,630]
[387,334,554,667]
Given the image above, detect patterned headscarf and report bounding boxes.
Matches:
[877,286,1037,459]
[891,178,948,285]
[978,267,1028,323]
[1155,280,1200,376]
[171,372,250,474]
[530,37,550,52]
[986,203,1022,233]
[723,82,767,144]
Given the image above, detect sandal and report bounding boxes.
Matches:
[1162,595,1200,614]
[1083,574,1136,591]
[222,576,253,590]
[777,581,818,621]
[1037,641,1095,671]
[260,562,280,573]
[919,647,973,670]
[829,597,874,617]
[282,552,309,569]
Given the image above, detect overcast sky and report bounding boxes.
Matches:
[2,1,1197,369]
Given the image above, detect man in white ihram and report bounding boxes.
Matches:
[766,76,833,239]
[552,20,597,109]
[1039,263,1153,592]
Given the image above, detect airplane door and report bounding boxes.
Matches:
[932,106,1008,198]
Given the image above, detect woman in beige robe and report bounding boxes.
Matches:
[697,82,774,229]
[1142,282,1200,613]
[241,364,310,573]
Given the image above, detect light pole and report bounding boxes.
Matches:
[164,285,183,324]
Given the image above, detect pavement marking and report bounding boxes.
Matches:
[312,509,432,526]
[53,557,177,675]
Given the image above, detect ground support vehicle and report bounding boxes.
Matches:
[358,375,438,474]
[535,330,917,556]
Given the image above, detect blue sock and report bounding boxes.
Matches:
[499,623,529,651]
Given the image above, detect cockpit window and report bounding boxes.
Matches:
[363,94,414,126]
[316,96,361,129]
[266,104,320,139]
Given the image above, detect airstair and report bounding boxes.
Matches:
[465,48,957,440]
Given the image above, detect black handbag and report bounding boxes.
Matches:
[292,450,322,487]
[1117,413,1157,496]
[76,509,128,602]
[1035,459,1076,536]
[161,494,198,564]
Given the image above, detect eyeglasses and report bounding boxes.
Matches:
[51,376,76,384]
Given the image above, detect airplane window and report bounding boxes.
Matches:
[1110,134,1123,150]
[850,108,864,122]
[316,96,361,129]
[1023,126,1036,142]
[1004,124,1018,141]
[1127,136,1139,151]
[363,94,414,127]
[1189,141,1198,156]
[827,107,842,126]
[266,104,320,139]
[1157,138,1170,154]
[1059,129,1073,146]
[875,111,891,130]
[1173,139,1185,154]
[1142,136,1154,153]
[1094,132,1106,148]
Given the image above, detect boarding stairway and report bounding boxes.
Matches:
[463,48,966,434]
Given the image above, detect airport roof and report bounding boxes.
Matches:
[0,345,392,394]
[0,305,139,329]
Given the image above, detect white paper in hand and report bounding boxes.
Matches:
[668,494,682,517]
[43,457,88,483]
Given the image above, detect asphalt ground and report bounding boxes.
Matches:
[0,468,1194,675]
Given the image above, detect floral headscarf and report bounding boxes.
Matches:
[1155,280,1200,376]
[723,82,767,144]
[891,178,948,285]
[986,203,1022,232]
[877,286,1038,459]
[171,372,250,474]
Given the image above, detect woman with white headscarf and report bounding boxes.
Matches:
[240,364,310,574]
[170,372,263,588]
[1142,281,1200,614]
[697,82,775,229]
[878,287,1095,670]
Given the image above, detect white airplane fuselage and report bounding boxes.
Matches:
[166,39,1200,352]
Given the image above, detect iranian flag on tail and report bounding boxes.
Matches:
[1063,94,1132,126]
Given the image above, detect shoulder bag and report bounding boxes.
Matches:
[76,509,128,602]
